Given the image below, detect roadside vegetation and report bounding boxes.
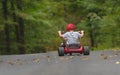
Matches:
[0,0,120,54]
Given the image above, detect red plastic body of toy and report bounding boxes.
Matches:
[64,46,83,54]
[58,42,89,56]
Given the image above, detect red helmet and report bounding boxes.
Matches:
[66,23,75,31]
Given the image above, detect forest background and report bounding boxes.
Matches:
[0,0,120,54]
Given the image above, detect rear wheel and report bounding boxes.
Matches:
[83,46,90,55]
[70,53,72,56]
[58,47,64,56]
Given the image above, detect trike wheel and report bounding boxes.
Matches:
[83,46,90,55]
[70,53,72,56]
[58,47,64,56]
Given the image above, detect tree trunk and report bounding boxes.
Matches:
[89,23,95,50]
[11,1,20,51]
[16,0,25,54]
[90,30,95,48]
[18,17,25,54]
[2,0,11,54]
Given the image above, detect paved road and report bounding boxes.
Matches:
[0,50,120,75]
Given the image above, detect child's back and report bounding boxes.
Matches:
[62,31,82,44]
[58,23,84,45]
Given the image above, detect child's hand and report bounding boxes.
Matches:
[80,30,84,37]
[58,31,61,34]
[81,30,84,33]
[58,31,63,37]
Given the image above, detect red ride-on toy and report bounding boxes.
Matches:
[58,42,90,56]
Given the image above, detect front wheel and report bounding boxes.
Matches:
[58,47,64,56]
[83,46,90,55]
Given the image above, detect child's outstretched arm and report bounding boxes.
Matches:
[80,30,84,37]
[58,31,67,41]
[58,31,63,37]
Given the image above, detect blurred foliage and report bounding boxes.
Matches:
[0,0,120,54]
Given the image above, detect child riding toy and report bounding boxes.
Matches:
[58,23,90,56]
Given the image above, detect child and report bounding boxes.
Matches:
[58,23,84,45]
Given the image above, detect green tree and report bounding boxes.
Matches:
[1,0,11,54]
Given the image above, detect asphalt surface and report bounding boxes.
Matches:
[0,50,120,75]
